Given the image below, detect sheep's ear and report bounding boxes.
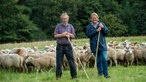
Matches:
[87,48,90,52]
[108,44,112,46]
[124,49,129,52]
[85,50,88,54]
[16,49,21,54]
[83,45,86,49]
[115,43,118,46]
[29,57,33,60]
[24,55,29,60]
[124,48,127,51]
[134,42,137,45]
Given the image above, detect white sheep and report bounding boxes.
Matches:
[107,46,118,66]
[0,54,24,72]
[25,55,56,71]
[125,49,134,66]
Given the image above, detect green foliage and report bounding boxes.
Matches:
[0,0,145,43]
[101,14,128,36]
[0,0,39,43]
[118,0,146,35]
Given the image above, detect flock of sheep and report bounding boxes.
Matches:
[0,40,146,72]
[107,40,146,66]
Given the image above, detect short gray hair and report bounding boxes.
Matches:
[90,12,99,18]
[60,12,69,19]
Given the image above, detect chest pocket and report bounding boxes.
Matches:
[59,25,71,34]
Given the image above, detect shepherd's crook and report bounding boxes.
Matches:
[95,31,100,68]
[68,37,90,80]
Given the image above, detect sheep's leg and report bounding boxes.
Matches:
[136,58,139,65]
[114,60,118,66]
[75,61,78,72]
[127,61,129,66]
[35,69,39,82]
[109,60,112,67]
[36,65,41,72]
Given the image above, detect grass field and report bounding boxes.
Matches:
[0,36,146,50]
[0,66,145,82]
[0,36,146,82]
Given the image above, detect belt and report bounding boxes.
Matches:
[58,43,71,46]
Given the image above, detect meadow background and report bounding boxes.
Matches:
[0,36,146,82]
[1,0,146,81]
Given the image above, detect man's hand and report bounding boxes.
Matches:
[66,34,70,38]
[61,32,75,38]
[96,27,102,32]
[62,31,68,35]
[99,23,104,28]
[62,32,68,37]
[96,23,104,32]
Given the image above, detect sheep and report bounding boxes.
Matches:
[42,52,56,58]
[42,51,72,70]
[24,55,56,72]
[140,42,146,48]
[124,49,134,66]
[133,48,146,65]
[107,46,118,66]
[142,49,146,64]
[115,49,126,65]
[88,53,95,68]
[23,53,54,72]
[0,54,24,72]
[77,49,93,68]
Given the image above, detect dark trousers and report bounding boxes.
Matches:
[56,44,77,78]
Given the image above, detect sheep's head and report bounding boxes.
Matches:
[25,57,34,63]
[125,48,133,55]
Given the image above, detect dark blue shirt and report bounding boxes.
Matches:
[86,22,108,53]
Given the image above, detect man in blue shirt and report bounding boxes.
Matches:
[86,12,110,78]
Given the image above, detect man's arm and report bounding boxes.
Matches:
[66,33,75,39]
[54,32,75,39]
[54,32,67,38]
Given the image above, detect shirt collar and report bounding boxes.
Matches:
[91,22,98,28]
[61,23,69,27]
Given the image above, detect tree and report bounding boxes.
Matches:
[0,0,39,43]
[118,0,146,35]
[101,14,128,36]
[0,0,146,43]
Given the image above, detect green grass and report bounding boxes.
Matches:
[0,36,146,50]
[0,66,146,82]
[0,36,146,82]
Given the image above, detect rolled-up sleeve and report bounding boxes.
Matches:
[70,25,76,36]
[54,25,59,35]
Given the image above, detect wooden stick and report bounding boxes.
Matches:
[95,31,100,68]
[68,37,90,80]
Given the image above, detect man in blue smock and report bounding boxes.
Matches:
[86,12,110,78]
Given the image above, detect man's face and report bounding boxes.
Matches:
[91,15,98,24]
[62,15,69,24]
